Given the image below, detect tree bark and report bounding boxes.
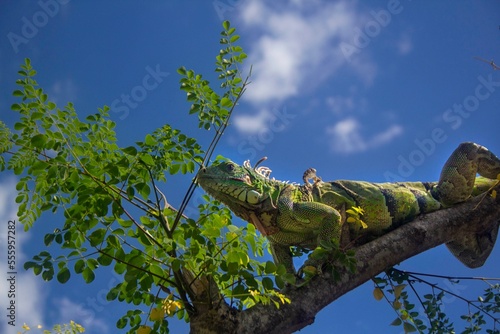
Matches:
[190,193,500,334]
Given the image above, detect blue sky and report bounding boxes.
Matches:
[1,0,500,333]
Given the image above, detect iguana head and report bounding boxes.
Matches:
[197,159,281,209]
[197,159,284,234]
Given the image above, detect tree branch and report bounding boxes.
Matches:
[190,192,500,333]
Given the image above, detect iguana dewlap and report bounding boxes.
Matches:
[197,142,500,273]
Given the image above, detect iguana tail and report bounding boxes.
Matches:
[433,142,500,268]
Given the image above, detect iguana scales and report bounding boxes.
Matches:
[197,142,500,273]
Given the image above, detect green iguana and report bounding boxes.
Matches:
[197,142,500,274]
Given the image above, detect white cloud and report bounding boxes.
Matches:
[326,95,355,115]
[327,118,367,152]
[371,124,403,147]
[14,275,47,329]
[238,0,364,104]
[348,54,378,86]
[49,78,78,105]
[326,118,402,153]
[53,298,109,334]
[0,178,109,333]
[232,107,272,134]
[397,33,413,55]
[0,177,46,333]
[240,0,267,26]
[0,178,18,230]
[233,0,397,135]
[233,1,409,148]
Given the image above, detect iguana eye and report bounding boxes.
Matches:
[226,163,235,172]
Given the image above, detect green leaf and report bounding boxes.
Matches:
[187,160,195,173]
[276,264,287,276]
[24,261,37,270]
[403,322,417,332]
[140,154,154,166]
[98,253,113,266]
[13,90,24,97]
[42,269,54,281]
[89,228,106,247]
[201,225,221,238]
[31,133,48,148]
[118,219,133,228]
[74,259,85,274]
[390,318,402,326]
[11,103,22,111]
[222,20,230,31]
[229,35,240,43]
[148,264,165,283]
[309,247,329,260]
[128,253,146,268]
[220,97,232,107]
[126,186,135,200]
[177,67,187,75]
[82,267,95,283]
[116,317,128,329]
[107,234,121,248]
[281,273,296,286]
[13,122,25,130]
[262,277,274,291]
[107,287,120,301]
[169,164,180,175]
[227,262,239,275]
[136,182,150,198]
[144,134,157,146]
[123,146,137,156]
[57,267,71,283]
[33,264,42,275]
[44,233,55,246]
[274,276,285,289]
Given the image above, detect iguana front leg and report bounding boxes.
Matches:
[270,186,343,273]
[433,142,500,268]
[269,242,295,274]
[303,167,322,188]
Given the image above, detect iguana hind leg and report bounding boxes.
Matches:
[433,142,500,268]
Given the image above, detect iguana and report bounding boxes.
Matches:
[197,142,500,274]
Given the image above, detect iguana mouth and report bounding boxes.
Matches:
[230,175,252,186]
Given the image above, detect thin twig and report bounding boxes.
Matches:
[474,57,500,70]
